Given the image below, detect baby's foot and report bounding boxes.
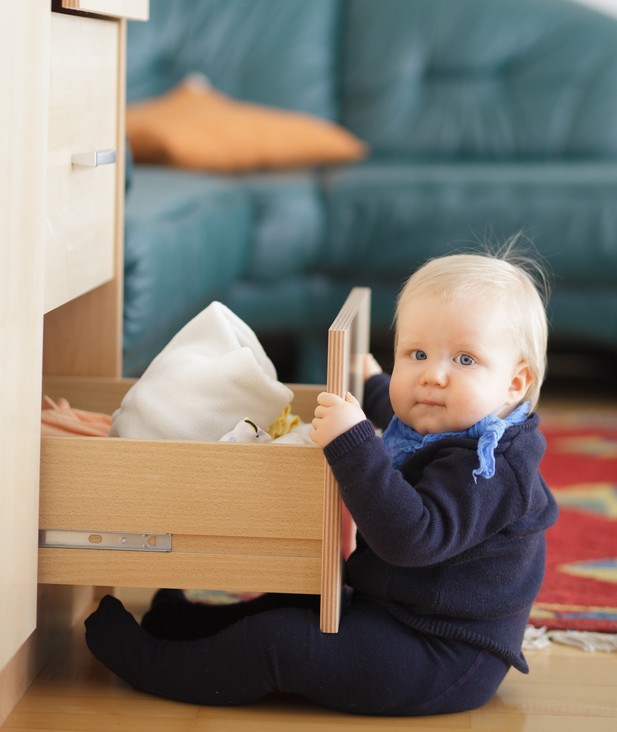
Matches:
[150,588,187,608]
[85,595,154,689]
[141,589,196,639]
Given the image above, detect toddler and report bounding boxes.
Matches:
[85,248,558,716]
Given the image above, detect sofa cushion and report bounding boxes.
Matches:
[126,77,366,173]
[322,160,617,284]
[341,0,617,157]
[123,167,252,375]
[127,0,342,120]
[238,172,326,280]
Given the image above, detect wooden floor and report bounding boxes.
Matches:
[2,587,617,731]
[4,372,617,731]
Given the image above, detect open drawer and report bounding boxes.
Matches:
[38,288,371,632]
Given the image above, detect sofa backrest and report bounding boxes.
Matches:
[127,0,617,160]
[340,0,617,159]
[126,0,341,120]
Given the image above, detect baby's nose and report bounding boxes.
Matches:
[421,361,448,386]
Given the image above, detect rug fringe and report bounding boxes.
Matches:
[524,625,617,652]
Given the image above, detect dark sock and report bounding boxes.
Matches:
[85,594,214,703]
[85,593,271,706]
[84,595,156,688]
[150,588,187,607]
[141,589,216,640]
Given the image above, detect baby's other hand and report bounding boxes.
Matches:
[364,353,383,380]
[311,391,366,448]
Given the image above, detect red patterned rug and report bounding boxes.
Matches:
[528,411,617,635]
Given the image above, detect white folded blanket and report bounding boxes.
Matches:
[110,302,294,441]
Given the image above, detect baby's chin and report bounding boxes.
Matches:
[404,408,480,436]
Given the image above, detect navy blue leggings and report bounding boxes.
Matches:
[85,591,510,716]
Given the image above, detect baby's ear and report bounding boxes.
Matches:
[508,361,533,403]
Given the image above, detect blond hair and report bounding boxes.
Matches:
[395,243,550,410]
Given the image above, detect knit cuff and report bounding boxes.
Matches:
[323,419,376,464]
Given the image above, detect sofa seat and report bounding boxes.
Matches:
[124,166,327,376]
[124,168,251,375]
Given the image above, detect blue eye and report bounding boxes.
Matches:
[412,350,428,361]
[455,353,475,366]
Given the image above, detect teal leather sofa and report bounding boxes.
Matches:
[124,0,617,382]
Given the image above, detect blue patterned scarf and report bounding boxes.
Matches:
[382,402,530,481]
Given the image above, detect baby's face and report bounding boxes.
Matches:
[389,291,531,435]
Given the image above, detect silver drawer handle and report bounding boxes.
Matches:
[71,148,117,167]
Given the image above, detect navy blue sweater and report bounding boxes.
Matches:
[323,374,558,672]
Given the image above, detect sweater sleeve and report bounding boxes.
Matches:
[363,372,394,431]
[324,421,528,567]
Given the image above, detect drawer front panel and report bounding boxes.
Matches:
[39,435,324,594]
[61,0,149,21]
[39,437,324,539]
[38,547,322,595]
[45,12,119,313]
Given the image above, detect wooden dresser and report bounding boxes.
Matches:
[0,0,147,717]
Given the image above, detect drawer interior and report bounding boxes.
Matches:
[42,376,321,423]
[39,377,324,594]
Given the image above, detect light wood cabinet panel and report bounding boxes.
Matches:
[0,0,148,716]
[62,0,149,20]
[44,13,119,314]
[0,0,50,672]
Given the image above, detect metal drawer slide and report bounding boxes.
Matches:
[39,529,172,552]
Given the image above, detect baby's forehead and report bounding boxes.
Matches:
[396,292,518,344]
[405,280,509,303]
[398,286,512,318]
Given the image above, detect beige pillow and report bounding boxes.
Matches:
[126,75,368,172]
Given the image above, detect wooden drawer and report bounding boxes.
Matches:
[39,288,371,632]
[44,12,120,313]
[39,381,325,589]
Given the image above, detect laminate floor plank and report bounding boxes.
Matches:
[3,594,616,732]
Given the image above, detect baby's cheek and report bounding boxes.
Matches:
[462,390,494,423]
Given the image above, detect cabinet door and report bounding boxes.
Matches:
[0,0,49,671]
[44,12,120,313]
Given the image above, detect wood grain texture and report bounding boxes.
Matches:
[39,438,323,538]
[44,13,118,313]
[42,15,126,378]
[320,288,371,632]
[0,0,49,674]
